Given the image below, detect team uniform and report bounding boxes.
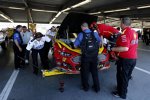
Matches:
[116,27,138,99]
[97,24,119,39]
[13,31,23,69]
[26,35,50,74]
[74,29,101,92]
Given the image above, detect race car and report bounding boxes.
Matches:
[42,12,119,77]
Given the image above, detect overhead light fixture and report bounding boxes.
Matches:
[61,8,71,12]
[106,16,119,20]
[89,11,101,15]
[55,11,62,18]
[50,17,57,24]
[8,7,25,10]
[137,5,150,9]
[32,9,58,13]
[71,0,91,8]
[0,14,14,23]
[49,12,62,24]
[49,0,91,24]
[104,8,130,13]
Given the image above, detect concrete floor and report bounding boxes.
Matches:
[0,41,150,100]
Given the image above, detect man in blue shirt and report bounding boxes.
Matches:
[74,24,101,48]
[13,25,23,70]
[74,22,101,93]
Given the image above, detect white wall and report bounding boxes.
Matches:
[0,22,60,34]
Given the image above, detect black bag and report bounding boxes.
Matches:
[81,31,99,57]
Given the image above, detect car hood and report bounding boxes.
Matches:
[57,12,98,39]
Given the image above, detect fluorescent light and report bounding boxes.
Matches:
[51,17,56,22]
[8,7,25,10]
[137,5,150,9]
[104,8,130,13]
[49,12,62,24]
[8,19,14,23]
[89,12,101,15]
[0,14,14,23]
[32,9,58,13]
[55,12,62,18]
[62,8,71,12]
[49,0,91,24]
[50,17,57,24]
[106,17,119,20]
[71,0,91,8]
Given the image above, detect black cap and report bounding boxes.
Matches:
[34,32,44,39]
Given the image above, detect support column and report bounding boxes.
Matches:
[26,8,30,29]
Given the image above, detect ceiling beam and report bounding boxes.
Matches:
[0,10,14,23]
[106,8,150,18]
[0,1,58,12]
[49,0,92,24]
[28,1,59,11]
[88,0,150,13]
[0,1,25,8]
[23,0,33,23]
[61,0,83,10]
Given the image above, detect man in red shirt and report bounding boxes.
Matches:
[91,22,120,46]
[97,23,119,39]
[111,17,138,99]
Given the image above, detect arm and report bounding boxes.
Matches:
[48,35,55,42]
[13,33,22,52]
[112,32,129,52]
[46,30,56,43]
[14,40,22,52]
[100,35,104,47]
[45,35,51,43]
[94,32,102,47]
[74,33,82,48]
[112,47,129,52]
[26,39,34,51]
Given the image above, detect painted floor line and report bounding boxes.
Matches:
[138,48,150,52]
[0,70,19,100]
[135,67,150,75]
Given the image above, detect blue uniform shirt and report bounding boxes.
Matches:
[74,29,101,47]
[13,32,22,44]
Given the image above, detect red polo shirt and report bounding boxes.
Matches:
[116,27,138,59]
[97,24,119,38]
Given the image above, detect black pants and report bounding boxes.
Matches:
[13,45,22,69]
[116,58,136,98]
[44,41,51,60]
[21,44,30,60]
[81,56,100,90]
[32,48,49,72]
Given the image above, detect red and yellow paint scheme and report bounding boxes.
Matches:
[42,39,111,77]
[42,12,118,77]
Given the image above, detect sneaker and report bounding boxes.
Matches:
[112,91,120,98]
[25,60,29,64]
[112,91,127,99]
[81,86,89,92]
